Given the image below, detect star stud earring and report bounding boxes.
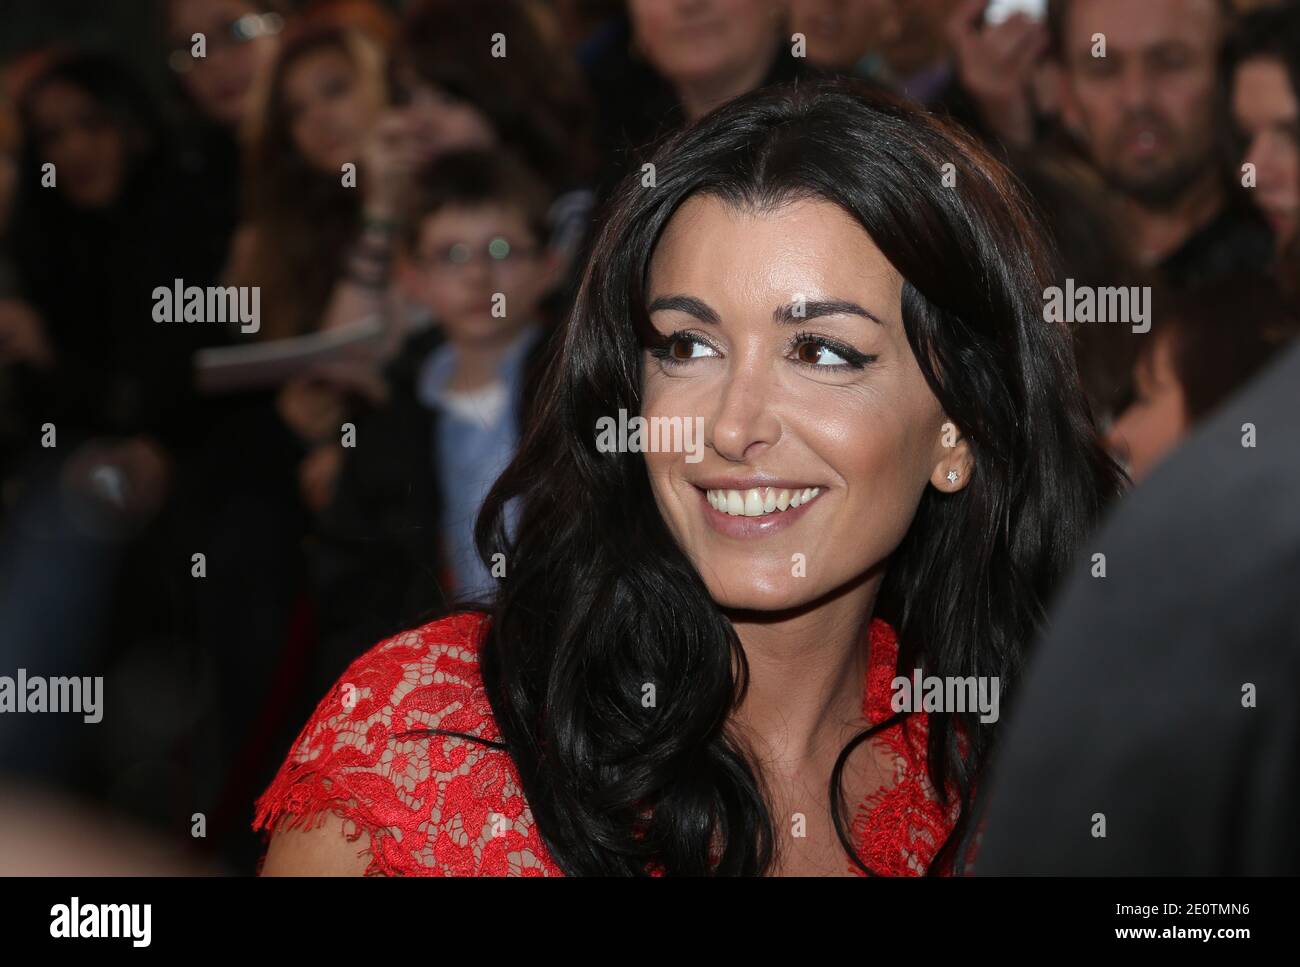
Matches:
[946,469,959,485]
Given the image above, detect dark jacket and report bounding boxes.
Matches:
[305,322,554,698]
[977,337,1300,874]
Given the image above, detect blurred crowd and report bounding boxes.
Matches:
[0,0,1296,873]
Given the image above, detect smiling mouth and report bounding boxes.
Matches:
[704,486,822,518]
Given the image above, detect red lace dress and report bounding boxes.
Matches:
[253,611,961,876]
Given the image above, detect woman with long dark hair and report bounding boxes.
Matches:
[6,49,222,458]
[254,76,1122,876]
[226,15,397,343]
[1225,1,1300,298]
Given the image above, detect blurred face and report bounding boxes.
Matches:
[283,46,381,174]
[397,71,497,164]
[789,0,889,70]
[408,205,557,348]
[640,194,972,612]
[629,0,782,88]
[29,81,127,209]
[169,0,279,128]
[1106,332,1187,482]
[876,0,961,77]
[1232,57,1300,249]
[1059,0,1223,207]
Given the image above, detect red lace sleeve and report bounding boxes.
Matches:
[252,611,564,876]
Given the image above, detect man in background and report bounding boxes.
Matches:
[1050,0,1274,285]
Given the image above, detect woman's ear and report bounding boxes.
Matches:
[930,419,974,493]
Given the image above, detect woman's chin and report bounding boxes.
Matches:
[703,577,823,615]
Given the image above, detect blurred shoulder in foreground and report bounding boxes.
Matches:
[977,337,1300,875]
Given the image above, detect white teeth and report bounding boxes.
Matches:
[704,486,821,518]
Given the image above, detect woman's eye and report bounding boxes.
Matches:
[790,334,876,369]
[651,332,718,365]
[793,340,849,367]
[672,336,715,360]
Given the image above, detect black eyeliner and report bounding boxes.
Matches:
[789,330,877,369]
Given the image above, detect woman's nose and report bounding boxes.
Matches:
[707,364,782,462]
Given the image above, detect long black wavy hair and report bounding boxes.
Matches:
[431,76,1122,875]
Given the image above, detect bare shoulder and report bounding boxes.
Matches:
[261,811,372,876]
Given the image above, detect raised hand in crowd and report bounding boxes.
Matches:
[948,0,1050,148]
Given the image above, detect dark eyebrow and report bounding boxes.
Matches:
[646,295,885,326]
[646,295,720,324]
[773,299,885,326]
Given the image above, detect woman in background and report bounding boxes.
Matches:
[8,49,216,455]
[161,0,285,285]
[164,0,284,131]
[223,14,406,517]
[1226,2,1300,297]
[228,13,402,343]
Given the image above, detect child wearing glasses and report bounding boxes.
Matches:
[304,147,562,697]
